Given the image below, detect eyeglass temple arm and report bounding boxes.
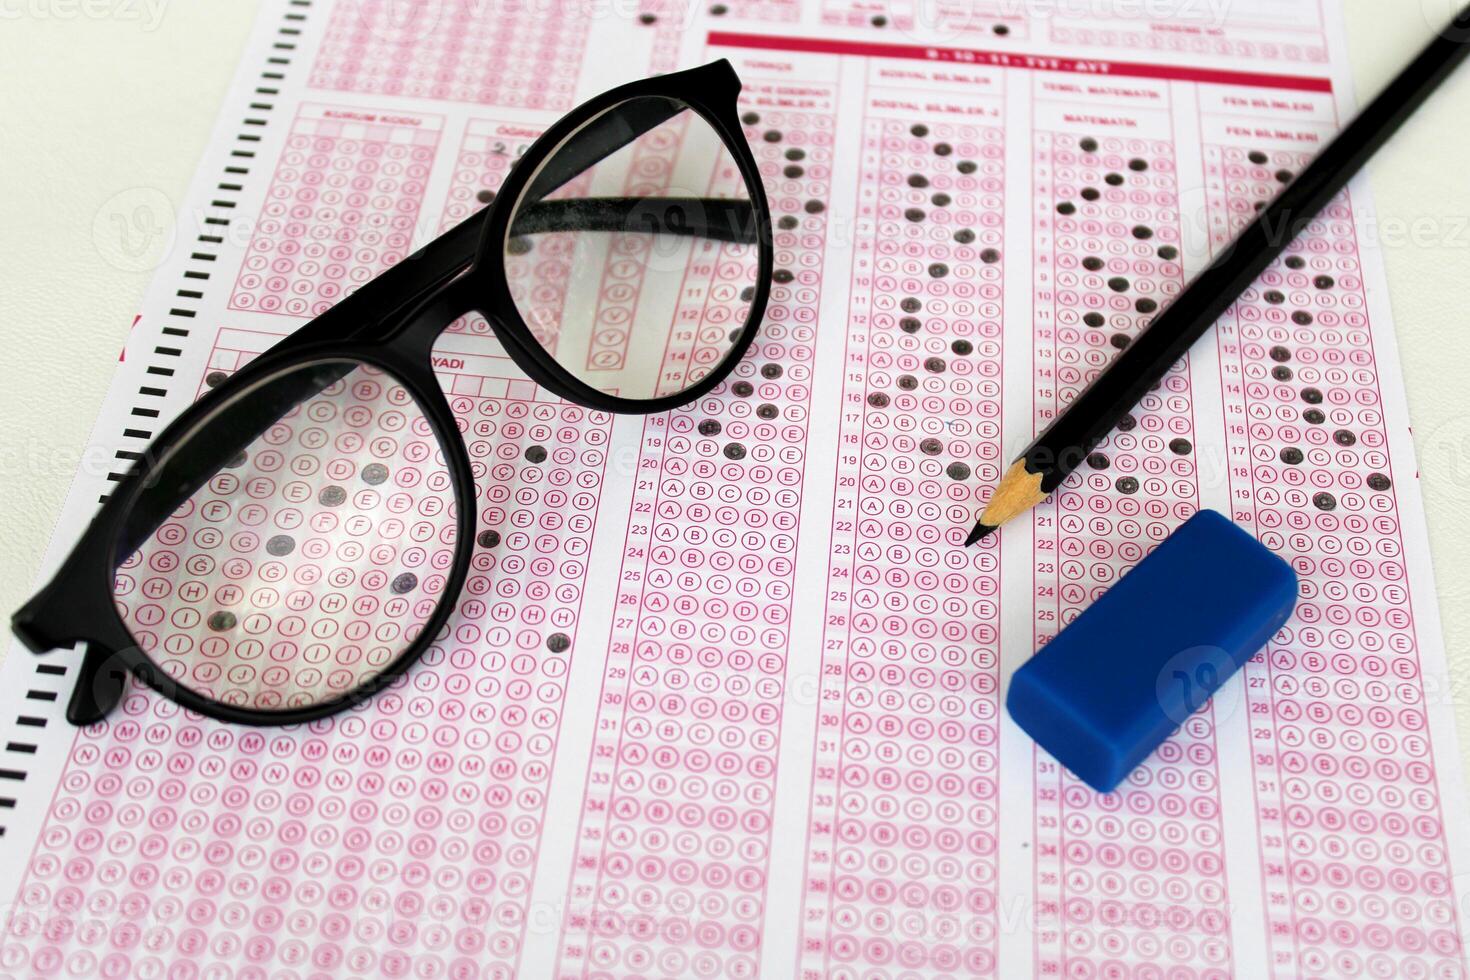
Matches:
[511,197,758,244]
[301,89,742,342]
[521,98,688,204]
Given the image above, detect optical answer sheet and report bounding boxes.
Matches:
[1,1,1467,978]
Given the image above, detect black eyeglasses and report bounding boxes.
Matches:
[13,60,773,727]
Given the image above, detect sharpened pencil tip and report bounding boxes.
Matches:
[964,522,996,547]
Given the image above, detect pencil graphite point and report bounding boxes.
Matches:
[965,522,996,547]
[970,460,1049,541]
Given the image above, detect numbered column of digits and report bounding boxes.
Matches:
[797,104,1006,980]
[653,142,764,398]
[1032,117,1233,980]
[555,83,835,980]
[309,0,590,111]
[440,118,597,348]
[441,118,542,234]
[229,105,441,319]
[1207,141,1463,980]
[581,111,698,376]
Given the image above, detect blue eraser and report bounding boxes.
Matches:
[1007,509,1297,793]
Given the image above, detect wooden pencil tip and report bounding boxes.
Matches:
[970,460,1049,542]
[964,522,995,547]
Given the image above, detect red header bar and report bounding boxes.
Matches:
[708,31,1334,93]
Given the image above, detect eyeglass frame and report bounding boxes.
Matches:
[12,59,775,727]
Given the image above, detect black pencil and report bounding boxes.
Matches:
[966,3,1470,547]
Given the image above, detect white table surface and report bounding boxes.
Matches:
[1,2,1467,768]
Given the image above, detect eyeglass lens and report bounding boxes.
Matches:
[504,96,762,402]
[111,359,460,712]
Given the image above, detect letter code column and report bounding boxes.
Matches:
[797,64,1008,980]
[555,78,838,979]
[580,112,697,376]
[1203,98,1467,979]
[439,118,596,349]
[429,346,615,973]
[1029,75,1234,979]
